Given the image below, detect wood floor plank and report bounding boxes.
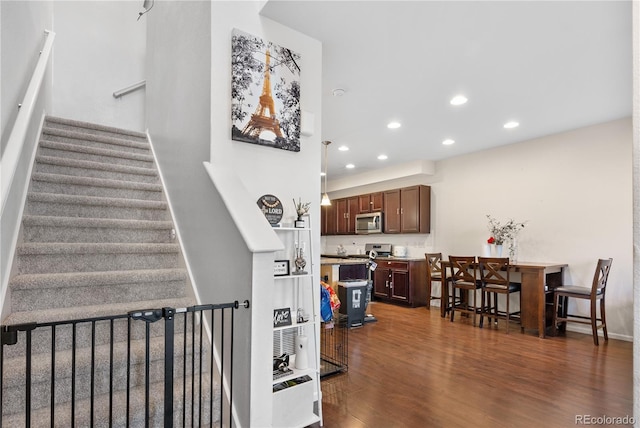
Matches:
[312,302,633,428]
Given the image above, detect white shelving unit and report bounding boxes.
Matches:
[272,226,322,428]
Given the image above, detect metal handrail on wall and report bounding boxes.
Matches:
[0,29,55,215]
[113,80,146,99]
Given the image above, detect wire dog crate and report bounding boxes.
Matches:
[320,314,348,378]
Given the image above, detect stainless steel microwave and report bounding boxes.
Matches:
[355,212,383,234]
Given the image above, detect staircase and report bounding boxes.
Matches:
[1,116,216,426]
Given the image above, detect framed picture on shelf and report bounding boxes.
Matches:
[274,260,290,276]
[273,308,292,327]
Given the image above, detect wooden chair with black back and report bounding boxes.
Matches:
[448,256,481,326]
[478,257,522,334]
[425,253,444,311]
[552,258,613,345]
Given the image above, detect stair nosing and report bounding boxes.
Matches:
[1,334,191,387]
[23,215,172,229]
[17,242,181,256]
[27,192,168,210]
[32,172,163,192]
[42,126,149,150]
[36,155,158,176]
[46,115,147,139]
[40,139,155,163]
[10,268,187,291]
[3,297,195,326]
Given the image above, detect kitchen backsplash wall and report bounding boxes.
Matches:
[322,234,435,258]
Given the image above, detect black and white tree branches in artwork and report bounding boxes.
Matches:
[231,28,301,152]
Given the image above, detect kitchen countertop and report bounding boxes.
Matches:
[320,255,426,264]
[321,256,370,265]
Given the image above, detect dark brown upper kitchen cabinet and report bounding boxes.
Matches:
[336,196,359,235]
[358,192,384,214]
[383,185,431,234]
[321,202,337,236]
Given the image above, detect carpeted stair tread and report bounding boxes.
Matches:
[27,192,167,210]
[3,297,195,326]
[32,172,163,193]
[2,335,209,417]
[2,334,170,388]
[17,242,180,256]
[40,140,155,163]
[2,373,215,427]
[46,115,147,139]
[10,268,187,291]
[23,215,172,230]
[22,216,174,243]
[35,155,157,177]
[42,126,150,151]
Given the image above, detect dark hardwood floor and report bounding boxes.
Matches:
[313,302,633,428]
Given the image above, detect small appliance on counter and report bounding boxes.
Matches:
[364,243,392,257]
[392,245,408,257]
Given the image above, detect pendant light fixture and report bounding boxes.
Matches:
[320,140,332,206]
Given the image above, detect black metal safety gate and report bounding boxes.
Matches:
[0,300,249,427]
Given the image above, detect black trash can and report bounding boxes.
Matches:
[338,280,368,328]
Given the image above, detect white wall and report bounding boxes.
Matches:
[0,0,53,154]
[0,1,54,319]
[51,1,145,131]
[210,3,322,426]
[325,118,633,340]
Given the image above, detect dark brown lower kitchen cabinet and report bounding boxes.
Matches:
[372,259,427,307]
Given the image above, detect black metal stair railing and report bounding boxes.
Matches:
[0,300,249,428]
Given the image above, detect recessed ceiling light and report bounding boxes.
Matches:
[450,95,468,106]
[320,172,326,177]
[442,139,455,145]
[377,154,388,160]
[504,121,520,129]
[387,121,401,129]
[338,145,349,151]
[332,88,345,97]
[346,163,355,169]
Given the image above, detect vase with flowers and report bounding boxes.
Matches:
[293,198,311,228]
[486,215,526,260]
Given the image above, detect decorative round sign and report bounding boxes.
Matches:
[257,194,283,226]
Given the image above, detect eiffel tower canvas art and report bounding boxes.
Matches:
[231,29,301,152]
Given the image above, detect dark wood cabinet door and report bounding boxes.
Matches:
[371,192,384,212]
[336,197,358,234]
[347,197,359,233]
[390,269,409,302]
[358,195,371,214]
[400,186,420,233]
[335,198,348,234]
[358,192,384,213]
[321,203,337,235]
[383,189,401,233]
[373,268,391,298]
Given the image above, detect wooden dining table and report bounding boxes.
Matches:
[437,261,568,338]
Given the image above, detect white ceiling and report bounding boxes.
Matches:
[260,0,632,181]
